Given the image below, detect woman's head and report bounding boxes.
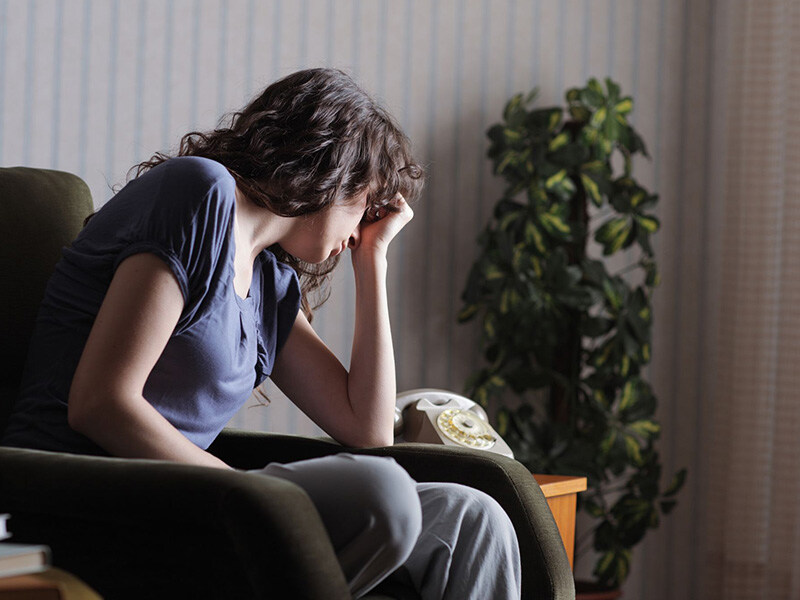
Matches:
[134,68,424,316]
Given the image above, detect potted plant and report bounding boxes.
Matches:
[458,78,686,593]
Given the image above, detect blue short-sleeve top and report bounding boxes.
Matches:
[3,156,301,454]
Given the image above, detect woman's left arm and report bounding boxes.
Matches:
[270,198,413,448]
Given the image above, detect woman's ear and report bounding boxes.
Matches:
[348,222,362,249]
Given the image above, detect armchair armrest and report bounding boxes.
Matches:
[0,446,351,600]
[210,429,576,600]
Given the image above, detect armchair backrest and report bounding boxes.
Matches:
[0,167,93,434]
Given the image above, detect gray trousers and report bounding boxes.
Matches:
[251,453,521,600]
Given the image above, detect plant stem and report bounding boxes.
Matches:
[614,262,641,277]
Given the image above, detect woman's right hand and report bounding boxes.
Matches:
[350,193,414,260]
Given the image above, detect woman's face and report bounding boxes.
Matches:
[283,190,368,264]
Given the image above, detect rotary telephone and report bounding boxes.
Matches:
[394,389,514,458]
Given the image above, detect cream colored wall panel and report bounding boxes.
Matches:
[448,0,488,384]
[191,1,226,133]
[585,0,611,94]
[24,0,56,169]
[275,0,303,75]
[1,2,29,165]
[107,0,140,188]
[305,0,333,69]
[392,0,434,388]
[81,1,114,204]
[612,0,638,87]
[355,0,382,86]
[55,2,84,175]
[535,0,562,104]
[509,0,534,96]
[420,0,458,388]
[629,0,660,184]
[165,0,200,153]
[561,0,588,92]
[138,1,169,162]
[217,1,250,117]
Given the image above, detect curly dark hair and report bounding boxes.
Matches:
[129,68,424,318]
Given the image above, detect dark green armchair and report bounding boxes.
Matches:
[0,167,575,600]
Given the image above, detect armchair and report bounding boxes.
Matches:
[0,166,575,599]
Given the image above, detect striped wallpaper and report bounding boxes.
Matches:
[1,1,720,597]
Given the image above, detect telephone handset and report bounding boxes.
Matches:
[394,389,514,458]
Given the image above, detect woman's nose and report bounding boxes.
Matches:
[348,223,361,249]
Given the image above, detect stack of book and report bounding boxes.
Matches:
[0,514,51,579]
[0,514,102,599]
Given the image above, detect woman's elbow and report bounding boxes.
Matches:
[67,388,106,436]
[341,427,394,449]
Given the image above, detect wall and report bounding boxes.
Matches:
[0,1,716,597]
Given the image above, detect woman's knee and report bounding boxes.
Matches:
[427,482,517,540]
[343,455,423,547]
[328,454,422,562]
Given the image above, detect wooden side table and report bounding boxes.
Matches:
[533,474,587,570]
[0,568,101,599]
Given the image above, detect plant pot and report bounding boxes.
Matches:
[575,580,622,600]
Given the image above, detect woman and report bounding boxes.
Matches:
[3,68,521,599]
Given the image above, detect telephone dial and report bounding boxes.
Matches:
[394,389,514,458]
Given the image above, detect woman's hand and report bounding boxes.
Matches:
[349,193,414,259]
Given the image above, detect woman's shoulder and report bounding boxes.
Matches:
[127,156,237,220]
[156,156,235,191]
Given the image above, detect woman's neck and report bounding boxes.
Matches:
[233,187,291,262]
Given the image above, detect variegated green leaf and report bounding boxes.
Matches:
[485,264,504,280]
[500,288,512,313]
[582,160,605,173]
[548,110,562,131]
[596,342,614,366]
[484,316,496,338]
[581,173,603,206]
[541,213,571,235]
[603,279,622,310]
[618,381,636,411]
[637,215,660,232]
[545,169,567,189]
[549,132,569,151]
[595,551,615,578]
[621,354,630,377]
[602,220,631,254]
[624,434,642,464]
[588,78,604,96]
[600,429,617,455]
[489,375,505,389]
[594,389,608,407]
[591,106,608,128]
[457,304,479,322]
[474,386,488,407]
[569,105,591,122]
[499,211,518,231]
[496,151,515,174]
[525,222,546,253]
[615,98,633,114]
[496,409,509,436]
[531,256,543,277]
[605,78,621,101]
[628,420,661,439]
[597,217,629,243]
